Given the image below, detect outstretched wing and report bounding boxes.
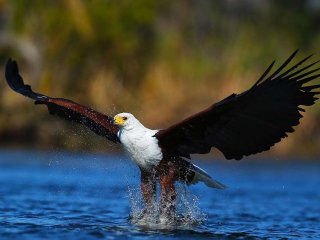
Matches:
[5,59,119,143]
[155,50,320,160]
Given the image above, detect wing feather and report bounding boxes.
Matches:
[155,51,320,160]
[5,59,119,143]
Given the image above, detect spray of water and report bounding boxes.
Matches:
[127,182,207,229]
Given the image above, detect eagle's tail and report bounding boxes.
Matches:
[191,163,226,189]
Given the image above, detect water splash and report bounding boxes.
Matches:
[127,183,207,229]
[176,184,207,225]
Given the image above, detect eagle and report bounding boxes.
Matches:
[4,50,320,219]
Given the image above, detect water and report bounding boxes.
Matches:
[0,150,319,239]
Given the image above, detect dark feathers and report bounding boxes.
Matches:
[155,50,320,160]
[5,59,119,143]
[5,59,47,100]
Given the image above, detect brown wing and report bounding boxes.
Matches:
[5,59,119,143]
[155,50,320,160]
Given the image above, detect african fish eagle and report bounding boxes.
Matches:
[4,50,320,217]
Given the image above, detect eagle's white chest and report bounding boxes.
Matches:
[118,127,163,170]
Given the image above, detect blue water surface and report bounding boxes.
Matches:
[0,149,319,239]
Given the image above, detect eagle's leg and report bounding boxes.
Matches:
[140,169,156,214]
[159,164,176,219]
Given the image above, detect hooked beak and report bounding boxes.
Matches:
[113,116,125,126]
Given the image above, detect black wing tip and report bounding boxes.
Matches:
[292,49,300,56]
[5,58,47,101]
[286,49,300,62]
[5,58,23,90]
[253,60,276,87]
[257,50,320,86]
[6,58,15,66]
[6,58,19,74]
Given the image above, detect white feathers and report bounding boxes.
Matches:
[116,113,163,170]
[115,113,226,189]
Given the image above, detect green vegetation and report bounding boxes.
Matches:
[0,0,320,158]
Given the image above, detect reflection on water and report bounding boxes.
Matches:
[0,149,319,239]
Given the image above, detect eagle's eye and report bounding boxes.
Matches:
[122,117,128,121]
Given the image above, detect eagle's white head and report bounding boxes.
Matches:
[113,112,162,169]
[113,112,143,130]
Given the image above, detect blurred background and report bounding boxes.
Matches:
[0,0,320,159]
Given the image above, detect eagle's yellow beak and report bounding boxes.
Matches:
[113,116,126,126]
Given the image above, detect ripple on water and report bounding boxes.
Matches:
[0,152,320,239]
